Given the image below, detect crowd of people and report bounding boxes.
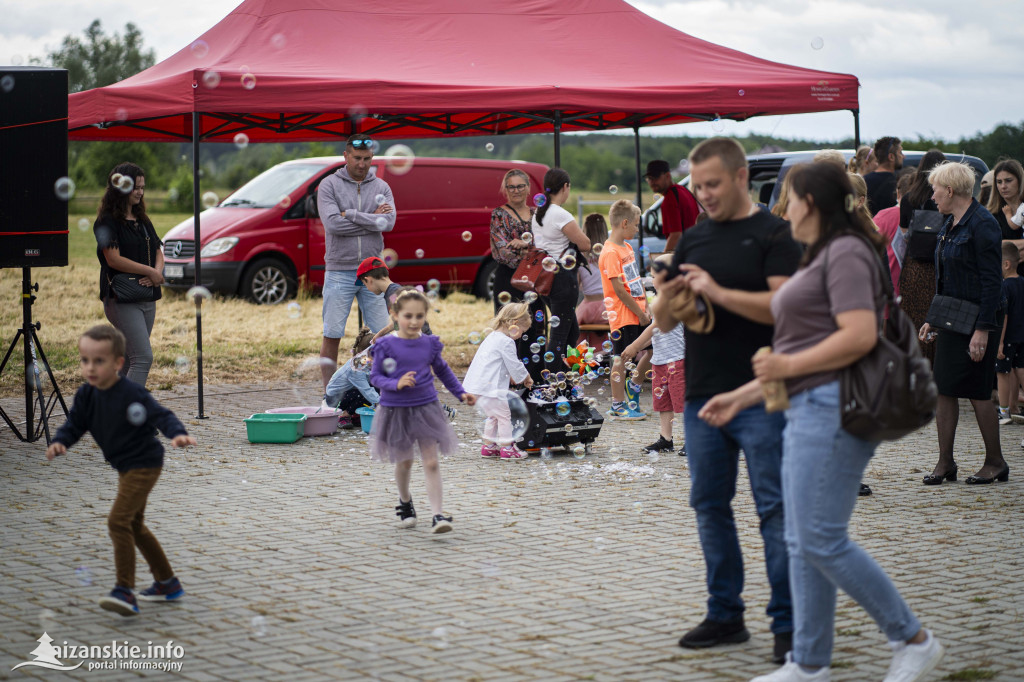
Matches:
[45,131,1024,681]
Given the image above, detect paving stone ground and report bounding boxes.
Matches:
[1,381,1022,681]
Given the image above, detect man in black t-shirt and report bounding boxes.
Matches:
[864,136,903,215]
[652,138,800,664]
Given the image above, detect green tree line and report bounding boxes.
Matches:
[37,20,1024,211]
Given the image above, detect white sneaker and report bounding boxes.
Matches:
[751,653,830,682]
[884,630,943,682]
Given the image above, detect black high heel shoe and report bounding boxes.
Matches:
[923,462,958,485]
[964,464,1010,485]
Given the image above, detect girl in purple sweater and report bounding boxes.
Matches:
[369,289,476,534]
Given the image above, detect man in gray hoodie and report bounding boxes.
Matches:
[317,134,396,387]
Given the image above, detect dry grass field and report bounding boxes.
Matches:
[0,214,497,398]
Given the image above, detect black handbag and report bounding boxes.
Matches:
[823,236,937,441]
[108,226,158,303]
[904,208,945,262]
[925,295,980,336]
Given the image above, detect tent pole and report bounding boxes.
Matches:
[192,112,207,419]
[553,111,561,167]
[852,109,860,148]
[633,126,645,275]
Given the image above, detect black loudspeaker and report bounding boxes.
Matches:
[0,67,69,268]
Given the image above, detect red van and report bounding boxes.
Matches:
[160,156,549,303]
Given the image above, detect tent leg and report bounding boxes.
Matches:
[553,111,561,167]
[192,113,207,419]
[633,126,645,275]
[852,109,860,149]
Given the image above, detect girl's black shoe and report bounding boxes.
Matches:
[923,463,957,485]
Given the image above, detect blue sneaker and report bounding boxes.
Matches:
[99,585,139,616]
[607,404,646,421]
[138,577,185,602]
[624,380,642,406]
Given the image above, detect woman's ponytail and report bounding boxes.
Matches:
[536,168,570,226]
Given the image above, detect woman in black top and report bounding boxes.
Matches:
[988,159,1024,241]
[95,162,164,387]
[897,150,946,364]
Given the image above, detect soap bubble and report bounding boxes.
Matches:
[75,566,93,586]
[0,75,14,93]
[475,390,530,445]
[549,315,560,328]
[127,402,147,426]
[572,444,586,459]
[531,354,540,363]
[555,398,571,417]
[277,195,293,210]
[374,193,386,206]
[810,36,824,50]
[251,615,267,637]
[521,232,533,244]
[523,291,538,304]
[610,329,622,341]
[533,193,546,207]
[544,351,555,363]
[415,249,425,258]
[535,310,545,323]
[190,40,210,58]
[738,89,746,96]
[628,401,638,410]
[485,142,495,152]
[497,291,512,305]
[234,133,249,149]
[54,177,76,201]
[608,185,618,195]
[384,144,415,175]
[375,216,387,229]
[461,231,472,242]
[202,71,221,88]
[541,448,553,460]
[286,302,301,318]
[175,356,190,373]
[382,248,399,266]
[647,451,660,463]
[560,253,577,269]
[633,501,643,513]
[427,278,441,291]
[564,423,574,433]
[591,242,603,256]
[117,175,134,193]
[241,73,257,90]
[468,331,482,345]
[529,343,541,354]
[711,115,724,133]
[541,257,558,272]
[187,286,212,302]
[603,296,615,309]
[77,218,90,232]
[602,340,613,353]
[202,191,219,208]
[270,33,287,50]
[381,358,397,374]
[606,311,618,323]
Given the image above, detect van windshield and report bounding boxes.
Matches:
[219,163,323,208]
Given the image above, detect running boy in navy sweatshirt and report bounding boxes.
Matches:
[47,325,196,616]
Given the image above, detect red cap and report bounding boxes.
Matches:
[356,255,387,280]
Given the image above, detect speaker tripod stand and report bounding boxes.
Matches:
[0,268,68,443]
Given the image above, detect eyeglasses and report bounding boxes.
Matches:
[349,138,373,150]
[505,184,528,192]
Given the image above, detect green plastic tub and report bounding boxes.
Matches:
[244,413,306,443]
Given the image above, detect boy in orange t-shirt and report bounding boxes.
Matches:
[598,199,649,420]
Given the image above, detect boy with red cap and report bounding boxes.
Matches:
[356,256,432,339]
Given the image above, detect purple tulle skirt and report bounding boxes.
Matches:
[369,402,459,463]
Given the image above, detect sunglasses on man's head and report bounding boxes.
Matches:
[349,139,373,150]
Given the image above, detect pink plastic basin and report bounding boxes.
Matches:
[265,406,340,437]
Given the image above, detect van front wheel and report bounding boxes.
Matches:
[241,257,296,305]
[473,259,498,300]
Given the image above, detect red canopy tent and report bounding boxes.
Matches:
[69,0,860,146]
[67,0,860,415]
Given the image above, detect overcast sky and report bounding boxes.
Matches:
[4,0,1021,144]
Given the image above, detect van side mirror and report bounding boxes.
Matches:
[306,193,319,219]
[643,211,660,237]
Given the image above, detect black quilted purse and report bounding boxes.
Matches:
[824,237,937,441]
[108,226,158,303]
[924,295,980,336]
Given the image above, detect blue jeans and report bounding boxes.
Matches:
[684,398,792,633]
[322,270,390,338]
[783,381,920,666]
